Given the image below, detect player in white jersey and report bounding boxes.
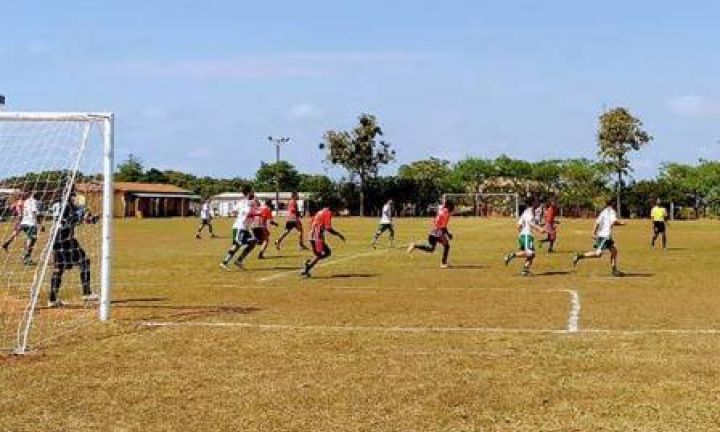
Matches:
[504,199,545,276]
[18,192,42,266]
[220,187,258,270]
[371,199,395,248]
[573,200,626,276]
[195,200,216,239]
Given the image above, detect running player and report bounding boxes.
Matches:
[504,199,546,276]
[650,198,668,249]
[19,192,42,266]
[573,200,626,276]
[257,199,279,259]
[406,200,455,268]
[538,199,558,252]
[48,192,97,307]
[220,187,258,270]
[371,199,395,248]
[195,200,216,239]
[300,206,346,277]
[275,192,309,251]
[1,194,25,252]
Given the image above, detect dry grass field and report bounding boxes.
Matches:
[2,216,720,431]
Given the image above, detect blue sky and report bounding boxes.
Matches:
[2,0,720,179]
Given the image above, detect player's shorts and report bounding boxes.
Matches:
[544,222,557,240]
[20,225,38,241]
[653,221,666,234]
[377,223,394,233]
[428,233,449,247]
[285,220,300,230]
[52,238,87,270]
[518,234,535,252]
[232,229,254,246]
[252,227,267,243]
[593,237,615,251]
[199,218,212,226]
[310,239,331,257]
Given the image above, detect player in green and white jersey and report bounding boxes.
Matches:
[371,199,395,248]
[504,199,545,276]
[573,200,626,276]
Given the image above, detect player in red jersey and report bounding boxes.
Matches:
[300,207,345,277]
[257,199,279,259]
[275,192,309,251]
[407,200,455,268]
[538,199,559,252]
[2,194,26,252]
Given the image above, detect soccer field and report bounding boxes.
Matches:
[2,217,720,431]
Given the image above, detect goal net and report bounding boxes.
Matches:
[0,112,113,355]
[442,193,520,217]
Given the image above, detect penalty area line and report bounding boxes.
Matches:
[140,321,720,336]
[256,249,386,282]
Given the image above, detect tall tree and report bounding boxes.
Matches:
[115,154,145,182]
[254,161,301,192]
[597,107,652,215]
[320,113,395,215]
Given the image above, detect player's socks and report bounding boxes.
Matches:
[1,242,8,252]
[504,253,514,266]
[572,253,582,268]
[406,242,416,254]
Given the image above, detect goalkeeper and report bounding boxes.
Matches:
[48,191,97,307]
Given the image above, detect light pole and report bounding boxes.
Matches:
[267,136,290,209]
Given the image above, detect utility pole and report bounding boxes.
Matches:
[267,136,290,209]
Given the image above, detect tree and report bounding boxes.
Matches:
[115,154,145,182]
[143,168,169,184]
[254,161,301,192]
[398,158,451,182]
[557,159,610,216]
[451,157,496,193]
[597,107,652,215]
[320,113,395,216]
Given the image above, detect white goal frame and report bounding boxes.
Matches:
[442,192,520,218]
[0,112,114,353]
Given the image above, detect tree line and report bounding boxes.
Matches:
[3,107,719,218]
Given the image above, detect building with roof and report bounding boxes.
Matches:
[76,182,200,218]
[210,191,312,217]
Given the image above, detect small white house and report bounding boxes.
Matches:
[210,192,313,217]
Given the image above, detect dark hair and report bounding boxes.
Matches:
[444,199,455,212]
[241,185,252,196]
[606,199,615,207]
[525,198,536,208]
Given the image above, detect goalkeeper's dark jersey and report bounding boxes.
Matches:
[55,202,81,243]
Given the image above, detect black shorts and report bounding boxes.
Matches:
[52,238,87,270]
[200,218,212,226]
[428,234,449,247]
[285,221,300,231]
[653,221,666,234]
[252,227,267,243]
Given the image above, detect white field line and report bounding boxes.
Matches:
[140,321,720,336]
[256,249,387,282]
[566,290,580,333]
[141,321,570,334]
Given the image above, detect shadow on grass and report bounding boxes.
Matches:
[313,273,378,280]
[116,304,262,322]
[250,266,300,272]
[445,265,487,270]
[112,297,169,304]
[535,271,573,277]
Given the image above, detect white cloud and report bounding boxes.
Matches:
[667,95,720,119]
[287,103,323,120]
[100,51,433,80]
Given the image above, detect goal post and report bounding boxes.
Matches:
[0,112,114,355]
[442,192,520,218]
